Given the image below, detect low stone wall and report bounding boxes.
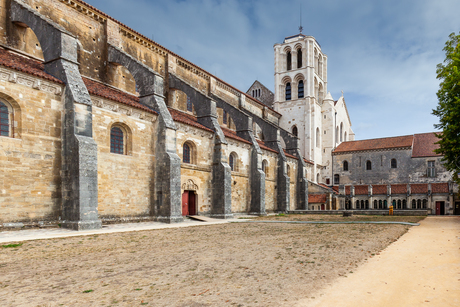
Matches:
[288,210,430,216]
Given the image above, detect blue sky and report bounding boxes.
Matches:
[85,0,460,140]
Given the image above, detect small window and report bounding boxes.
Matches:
[298,80,304,98]
[365,200,369,209]
[355,200,359,208]
[333,174,339,185]
[287,51,292,71]
[427,161,435,177]
[186,96,193,112]
[423,199,427,209]
[258,89,261,97]
[343,161,349,171]
[110,127,124,154]
[229,152,237,171]
[223,109,228,125]
[379,200,383,209]
[229,154,234,171]
[366,160,372,170]
[326,178,330,185]
[292,126,298,137]
[0,101,10,137]
[417,199,422,209]
[287,164,291,177]
[412,199,416,209]
[391,159,397,168]
[285,83,291,101]
[183,143,191,163]
[262,160,268,176]
[297,48,302,68]
[383,200,387,209]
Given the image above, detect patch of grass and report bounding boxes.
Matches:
[2,243,23,248]
[83,289,94,293]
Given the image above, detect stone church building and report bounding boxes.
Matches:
[0,0,456,230]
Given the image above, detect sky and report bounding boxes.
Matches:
[85,0,460,140]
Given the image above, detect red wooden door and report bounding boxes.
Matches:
[189,192,196,215]
[182,191,189,216]
[435,201,441,215]
[321,204,325,210]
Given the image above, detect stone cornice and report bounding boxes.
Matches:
[0,66,62,96]
[91,96,157,123]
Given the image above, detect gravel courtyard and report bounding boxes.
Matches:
[0,217,421,307]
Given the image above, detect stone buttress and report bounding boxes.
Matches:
[11,0,101,230]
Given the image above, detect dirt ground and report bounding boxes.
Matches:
[253,214,425,223]
[0,220,417,307]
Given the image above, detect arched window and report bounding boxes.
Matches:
[0,101,10,137]
[333,174,339,185]
[262,160,268,176]
[287,51,292,71]
[402,199,406,209]
[285,83,291,100]
[417,199,422,209]
[379,200,383,209]
[223,109,228,125]
[292,126,298,137]
[365,200,369,209]
[298,80,304,98]
[343,161,349,171]
[344,132,347,142]
[316,127,320,148]
[366,160,372,170]
[355,200,359,208]
[412,199,416,209]
[258,89,261,97]
[316,173,320,183]
[186,96,193,112]
[228,152,238,171]
[397,199,402,209]
[361,200,364,209]
[383,200,387,209]
[110,127,124,154]
[423,199,427,209]
[391,159,397,168]
[287,164,291,177]
[183,143,191,164]
[374,200,377,209]
[252,90,255,97]
[297,48,302,68]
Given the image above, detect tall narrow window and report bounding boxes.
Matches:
[285,83,291,101]
[417,199,422,209]
[229,153,234,171]
[287,51,292,71]
[340,123,343,142]
[110,127,124,154]
[298,80,304,98]
[258,89,261,97]
[297,48,302,68]
[0,101,10,137]
[334,174,339,185]
[427,161,435,177]
[366,160,372,170]
[223,109,228,125]
[391,159,397,168]
[262,160,268,176]
[186,96,193,112]
[292,126,298,137]
[343,161,349,171]
[423,199,427,209]
[316,127,320,147]
[183,143,191,163]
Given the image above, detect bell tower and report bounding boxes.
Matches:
[273,33,328,183]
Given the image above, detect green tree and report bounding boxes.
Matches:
[433,32,460,184]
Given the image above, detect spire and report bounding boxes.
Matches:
[299,3,303,34]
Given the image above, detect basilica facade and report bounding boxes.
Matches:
[0,0,456,231]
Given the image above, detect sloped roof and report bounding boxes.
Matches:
[354,185,369,195]
[431,183,449,193]
[168,108,213,132]
[221,127,252,145]
[412,133,441,158]
[308,194,327,204]
[333,135,414,154]
[257,140,279,154]
[372,185,387,195]
[411,184,428,194]
[391,184,407,194]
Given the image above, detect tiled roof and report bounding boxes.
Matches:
[345,186,351,195]
[333,135,413,154]
[308,194,327,204]
[354,185,369,195]
[283,150,298,160]
[412,133,441,158]
[83,78,156,114]
[257,140,279,154]
[372,185,387,195]
[332,186,339,193]
[168,108,213,132]
[431,183,449,193]
[411,184,428,194]
[0,48,63,84]
[221,127,252,145]
[303,158,314,165]
[391,184,407,194]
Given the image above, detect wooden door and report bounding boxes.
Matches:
[189,192,196,215]
[435,201,441,215]
[182,191,189,216]
[321,204,325,210]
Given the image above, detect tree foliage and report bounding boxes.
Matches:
[433,32,460,184]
